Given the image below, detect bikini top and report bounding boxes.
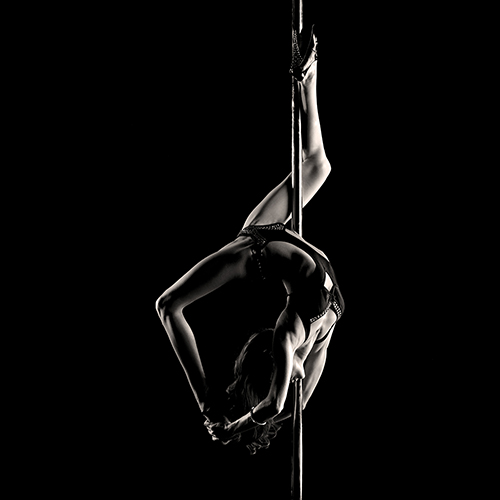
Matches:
[238,223,345,340]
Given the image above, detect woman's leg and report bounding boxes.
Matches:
[156,244,247,413]
[299,61,329,168]
[242,61,330,228]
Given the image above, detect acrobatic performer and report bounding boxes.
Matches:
[156,26,345,454]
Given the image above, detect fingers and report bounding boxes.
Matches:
[204,419,234,444]
[204,420,220,441]
[205,423,217,440]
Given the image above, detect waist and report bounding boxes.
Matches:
[287,285,344,324]
[237,223,286,247]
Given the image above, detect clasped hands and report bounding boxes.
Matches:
[204,415,240,445]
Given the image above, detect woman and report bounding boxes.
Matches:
[156,26,344,453]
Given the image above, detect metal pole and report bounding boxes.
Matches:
[291,378,303,499]
[291,1,303,499]
[291,0,303,238]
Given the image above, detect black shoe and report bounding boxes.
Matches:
[290,24,318,81]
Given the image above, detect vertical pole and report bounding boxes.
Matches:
[292,378,303,499]
[291,0,303,238]
[291,1,303,499]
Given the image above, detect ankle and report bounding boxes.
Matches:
[290,25,318,82]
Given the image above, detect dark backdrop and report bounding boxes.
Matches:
[58,2,456,498]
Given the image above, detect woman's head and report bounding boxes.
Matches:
[226,328,282,454]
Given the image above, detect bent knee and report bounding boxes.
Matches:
[304,155,331,176]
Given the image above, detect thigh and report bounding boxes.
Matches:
[161,244,247,310]
[243,175,293,227]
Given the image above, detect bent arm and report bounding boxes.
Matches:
[225,335,295,437]
[302,344,329,407]
[225,311,302,437]
[225,335,329,436]
[274,344,329,423]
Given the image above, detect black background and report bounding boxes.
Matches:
[46,1,464,498]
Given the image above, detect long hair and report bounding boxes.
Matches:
[226,328,283,454]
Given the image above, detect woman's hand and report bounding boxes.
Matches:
[204,416,240,445]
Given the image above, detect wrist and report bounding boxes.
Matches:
[200,397,211,417]
[250,406,267,425]
[227,419,241,436]
[199,384,217,418]
[228,412,251,436]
